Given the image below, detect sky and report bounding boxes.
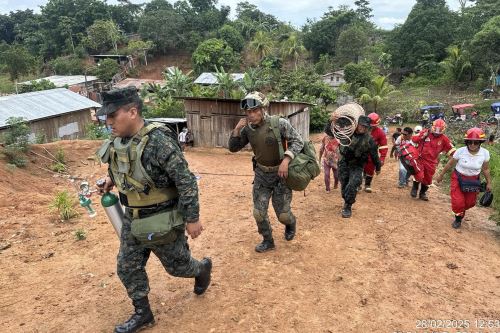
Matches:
[0,0,462,30]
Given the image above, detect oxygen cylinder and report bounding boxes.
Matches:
[101,192,124,237]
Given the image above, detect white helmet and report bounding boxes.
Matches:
[414,125,423,133]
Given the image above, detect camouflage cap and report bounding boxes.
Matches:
[240,91,270,110]
[96,86,142,116]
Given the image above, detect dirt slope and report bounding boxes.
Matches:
[0,136,499,333]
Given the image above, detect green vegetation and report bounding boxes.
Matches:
[74,229,87,241]
[1,117,31,167]
[49,190,79,221]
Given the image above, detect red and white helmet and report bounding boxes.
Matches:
[464,127,486,141]
[367,112,380,126]
[431,119,446,134]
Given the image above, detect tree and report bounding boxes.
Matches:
[139,8,186,52]
[358,75,396,113]
[84,20,120,54]
[213,66,239,98]
[387,0,458,69]
[0,44,36,81]
[49,55,84,75]
[249,31,273,61]
[91,59,120,82]
[217,24,244,53]
[18,79,57,93]
[336,25,368,65]
[281,32,306,70]
[302,6,359,60]
[440,45,471,85]
[109,0,142,33]
[127,40,154,65]
[354,0,373,19]
[192,38,238,74]
[470,16,500,76]
[239,67,270,94]
[163,66,193,97]
[344,61,378,93]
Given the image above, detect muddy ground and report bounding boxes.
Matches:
[0,135,499,333]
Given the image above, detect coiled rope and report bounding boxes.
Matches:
[330,103,365,146]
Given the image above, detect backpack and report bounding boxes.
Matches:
[397,142,421,175]
[270,116,320,191]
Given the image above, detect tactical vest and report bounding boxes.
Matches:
[246,117,282,167]
[97,122,178,208]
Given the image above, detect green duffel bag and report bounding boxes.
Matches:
[270,116,321,191]
[131,209,185,245]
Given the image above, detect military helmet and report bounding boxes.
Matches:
[358,115,371,128]
[240,91,270,110]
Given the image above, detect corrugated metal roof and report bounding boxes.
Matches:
[0,88,102,128]
[113,78,165,89]
[194,72,244,85]
[18,75,99,87]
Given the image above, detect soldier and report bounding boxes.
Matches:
[228,91,304,253]
[96,87,212,333]
[336,115,381,218]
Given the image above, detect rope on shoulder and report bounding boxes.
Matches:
[330,103,365,147]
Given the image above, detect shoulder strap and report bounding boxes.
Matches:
[270,116,284,160]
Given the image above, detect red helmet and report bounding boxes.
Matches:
[464,127,486,141]
[367,112,380,126]
[431,119,446,134]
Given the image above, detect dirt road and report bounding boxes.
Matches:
[0,137,498,333]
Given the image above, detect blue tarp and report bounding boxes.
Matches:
[492,102,500,114]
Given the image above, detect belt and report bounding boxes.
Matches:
[126,198,178,219]
[256,162,280,173]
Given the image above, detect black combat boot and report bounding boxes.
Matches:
[114,297,155,333]
[364,176,373,193]
[255,238,275,253]
[194,257,212,295]
[410,181,419,198]
[419,184,429,201]
[341,203,352,218]
[284,220,296,241]
[452,215,463,229]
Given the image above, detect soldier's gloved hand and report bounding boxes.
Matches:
[186,220,204,239]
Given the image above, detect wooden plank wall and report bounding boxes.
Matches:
[0,109,93,143]
[184,99,310,148]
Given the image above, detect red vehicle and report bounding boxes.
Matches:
[450,104,478,121]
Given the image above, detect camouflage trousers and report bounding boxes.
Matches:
[338,160,364,205]
[252,167,295,240]
[117,211,201,301]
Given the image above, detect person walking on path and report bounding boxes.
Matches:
[319,134,340,193]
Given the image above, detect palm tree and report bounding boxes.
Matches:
[239,67,269,94]
[163,66,193,97]
[281,32,306,70]
[249,31,273,61]
[358,75,397,113]
[214,66,239,98]
[440,45,471,85]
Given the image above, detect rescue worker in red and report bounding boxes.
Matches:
[435,128,491,229]
[410,119,456,200]
[362,113,388,192]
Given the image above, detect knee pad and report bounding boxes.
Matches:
[278,211,292,224]
[253,208,266,223]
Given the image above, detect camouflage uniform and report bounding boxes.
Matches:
[228,115,303,240]
[113,127,202,301]
[338,132,381,205]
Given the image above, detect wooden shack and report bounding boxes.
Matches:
[182,97,312,148]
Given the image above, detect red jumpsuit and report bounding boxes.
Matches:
[411,131,455,185]
[450,171,480,217]
[364,126,388,176]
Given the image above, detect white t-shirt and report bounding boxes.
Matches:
[453,146,490,176]
[178,131,187,143]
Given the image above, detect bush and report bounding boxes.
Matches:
[49,55,85,75]
[74,229,87,241]
[310,106,330,133]
[85,123,110,140]
[49,190,79,221]
[91,59,120,82]
[143,97,185,118]
[486,144,500,225]
[1,117,30,167]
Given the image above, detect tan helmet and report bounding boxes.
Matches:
[240,91,270,110]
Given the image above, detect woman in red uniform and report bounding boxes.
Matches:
[435,128,492,228]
